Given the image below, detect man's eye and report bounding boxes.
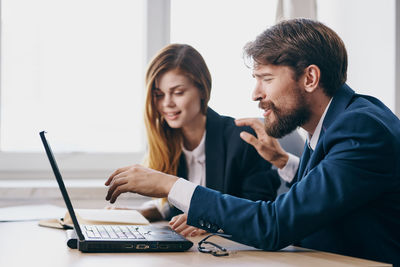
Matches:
[174,91,184,95]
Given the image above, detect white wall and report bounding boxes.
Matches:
[317,0,396,113]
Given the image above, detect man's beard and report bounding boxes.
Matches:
[261,91,311,138]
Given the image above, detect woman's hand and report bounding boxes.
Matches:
[105,164,178,203]
[169,214,207,237]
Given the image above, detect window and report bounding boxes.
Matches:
[0,0,150,180]
[1,0,398,182]
[1,0,146,153]
[170,0,279,119]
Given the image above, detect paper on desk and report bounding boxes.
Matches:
[64,208,150,225]
[0,204,66,222]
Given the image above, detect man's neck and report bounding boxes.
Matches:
[302,92,332,136]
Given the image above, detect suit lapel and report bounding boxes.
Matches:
[297,142,311,180]
[205,108,226,191]
[299,84,356,180]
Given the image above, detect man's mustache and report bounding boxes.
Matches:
[258,101,276,111]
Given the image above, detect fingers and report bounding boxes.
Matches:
[197,229,207,235]
[105,166,130,186]
[180,226,200,237]
[169,214,208,237]
[105,175,128,203]
[169,214,205,237]
[109,183,130,204]
[169,214,187,230]
[235,118,265,136]
[240,131,260,149]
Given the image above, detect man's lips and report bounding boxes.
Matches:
[263,109,272,117]
[259,102,274,117]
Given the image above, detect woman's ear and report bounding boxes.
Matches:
[303,65,320,93]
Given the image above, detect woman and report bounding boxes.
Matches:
[137,43,280,236]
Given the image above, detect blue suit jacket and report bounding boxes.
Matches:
[167,108,281,219]
[187,85,400,266]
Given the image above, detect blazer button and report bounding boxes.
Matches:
[206,223,211,229]
[199,220,205,227]
[211,225,218,231]
[217,229,224,234]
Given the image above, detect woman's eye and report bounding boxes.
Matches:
[174,91,184,95]
[153,92,164,98]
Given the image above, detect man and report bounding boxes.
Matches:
[105,19,400,266]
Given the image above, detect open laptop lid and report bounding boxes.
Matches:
[40,131,85,241]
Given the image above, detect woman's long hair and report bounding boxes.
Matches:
[144,44,212,175]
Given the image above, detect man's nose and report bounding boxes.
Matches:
[252,80,265,101]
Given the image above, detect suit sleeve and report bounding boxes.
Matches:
[187,112,398,250]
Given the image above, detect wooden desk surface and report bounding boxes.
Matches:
[0,221,391,267]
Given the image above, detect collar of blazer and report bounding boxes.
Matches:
[204,107,226,191]
[177,107,226,191]
[301,84,355,178]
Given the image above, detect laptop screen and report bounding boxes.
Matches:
[39,131,85,241]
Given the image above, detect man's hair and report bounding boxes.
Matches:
[244,18,347,96]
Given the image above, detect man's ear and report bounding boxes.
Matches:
[302,65,320,93]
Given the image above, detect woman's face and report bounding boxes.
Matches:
[153,69,204,130]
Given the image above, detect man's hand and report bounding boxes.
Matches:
[169,214,207,237]
[235,118,289,169]
[105,164,178,203]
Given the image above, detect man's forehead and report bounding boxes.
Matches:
[252,64,292,75]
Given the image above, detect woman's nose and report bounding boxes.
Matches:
[163,94,175,107]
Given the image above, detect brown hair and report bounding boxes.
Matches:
[244,18,347,96]
[144,44,211,175]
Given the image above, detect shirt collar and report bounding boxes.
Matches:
[181,131,206,164]
[307,98,332,150]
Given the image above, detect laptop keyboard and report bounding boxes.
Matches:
[83,225,146,239]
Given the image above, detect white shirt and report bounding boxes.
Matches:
[168,99,333,214]
[143,131,206,218]
[181,132,206,187]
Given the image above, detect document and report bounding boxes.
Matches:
[39,208,149,229]
[0,204,66,222]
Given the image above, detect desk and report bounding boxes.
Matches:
[0,221,391,267]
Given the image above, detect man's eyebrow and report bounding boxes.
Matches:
[253,72,273,78]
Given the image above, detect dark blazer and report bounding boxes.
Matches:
[187,85,400,266]
[168,108,281,219]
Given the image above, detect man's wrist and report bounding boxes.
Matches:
[273,152,289,169]
[164,175,179,196]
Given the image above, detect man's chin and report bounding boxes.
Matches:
[263,120,297,139]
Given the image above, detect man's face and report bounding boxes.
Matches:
[252,64,311,138]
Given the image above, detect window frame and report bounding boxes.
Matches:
[0,0,171,180]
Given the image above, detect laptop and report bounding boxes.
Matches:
[40,131,193,252]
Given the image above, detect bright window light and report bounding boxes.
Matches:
[171,0,278,119]
[1,0,146,152]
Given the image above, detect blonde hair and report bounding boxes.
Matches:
[144,44,212,175]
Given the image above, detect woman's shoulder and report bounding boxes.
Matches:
[207,107,255,140]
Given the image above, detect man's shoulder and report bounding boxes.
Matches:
[343,94,399,134]
[324,94,400,156]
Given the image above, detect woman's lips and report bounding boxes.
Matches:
[164,111,181,120]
